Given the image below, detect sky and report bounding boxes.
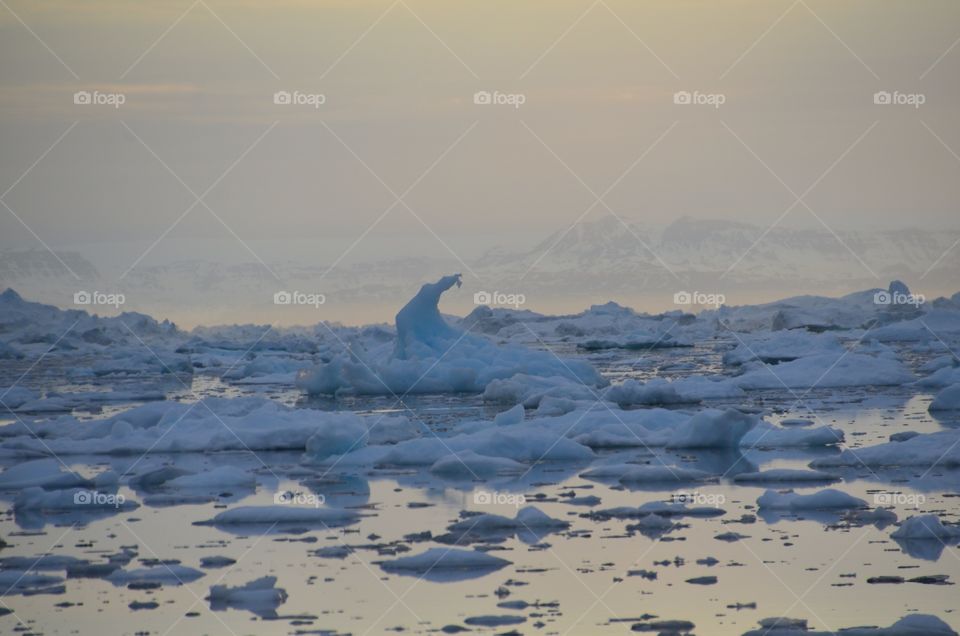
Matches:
[1,0,959,325]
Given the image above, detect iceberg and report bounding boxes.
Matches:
[378,547,511,581]
[296,274,605,396]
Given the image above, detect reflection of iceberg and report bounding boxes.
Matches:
[891,514,960,561]
[378,547,511,582]
[208,577,288,618]
[741,614,958,635]
[296,274,605,395]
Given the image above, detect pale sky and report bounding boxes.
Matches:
[1,0,959,324]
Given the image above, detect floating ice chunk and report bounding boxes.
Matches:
[917,365,960,388]
[0,570,65,596]
[379,548,511,581]
[494,403,525,426]
[742,613,957,635]
[296,275,604,396]
[483,374,597,407]
[442,506,568,545]
[15,396,73,413]
[604,379,689,406]
[740,422,844,447]
[222,356,306,385]
[735,353,913,389]
[14,487,138,512]
[870,308,960,342]
[304,415,369,461]
[0,340,24,359]
[604,377,743,407]
[733,469,838,484]
[429,450,526,478]
[394,273,462,357]
[811,430,960,468]
[367,416,419,445]
[0,459,91,490]
[666,409,757,448]
[464,615,526,627]
[929,384,960,411]
[891,515,960,541]
[0,397,394,457]
[757,488,867,511]
[587,501,725,521]
[449,506,568,533]
[208,576,288,617]
[199,556,236,569]
[617,465,716,484]
[468,427,594,463]
[107,565,205,587]
[631,513,675,529]
[723,331,844,366]
[367,424,595,467]
[195,505,361,530]
[165,466,256,489]
[15,390,166,413]
[920,355,957,374]
[0,386,37,409]
[0,554,88,571]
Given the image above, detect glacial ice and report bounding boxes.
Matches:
[756,488,868,510]
[929,383,960,410]
[734,352,913,389]
[295,275,605,396]
[378,547,512,581]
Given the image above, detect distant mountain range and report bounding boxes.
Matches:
[2,216,958,326]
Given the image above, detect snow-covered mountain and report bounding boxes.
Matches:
[2,216,957,325]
